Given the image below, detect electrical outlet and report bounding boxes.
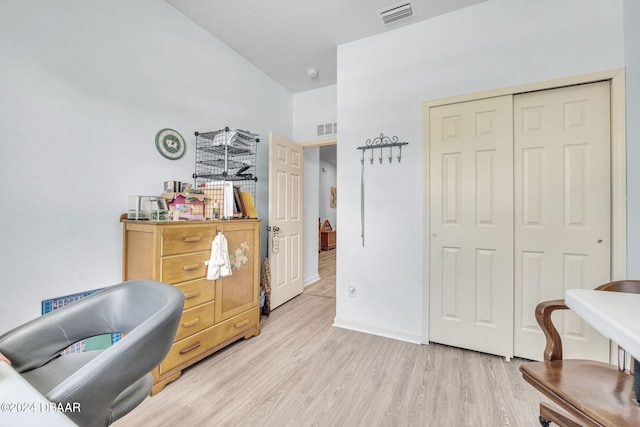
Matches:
[348,284,357,298]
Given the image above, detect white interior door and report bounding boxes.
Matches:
[268,132,304,309]
[513,81,611,361]
[429,95,515,359]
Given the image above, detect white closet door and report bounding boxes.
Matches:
[429,95,515,359]
[513,81,611,362]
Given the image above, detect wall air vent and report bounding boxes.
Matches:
[378,1,413,25]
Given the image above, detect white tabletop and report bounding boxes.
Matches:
[565,289,640,361]
[0,362,77,426]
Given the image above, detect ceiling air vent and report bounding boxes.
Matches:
[378,1,413,25]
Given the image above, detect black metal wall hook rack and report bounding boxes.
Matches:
[357,133,409,164]
[356,133,410,247]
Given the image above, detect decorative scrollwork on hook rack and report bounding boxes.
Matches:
[357,134,408,163]
[356,133,410,247]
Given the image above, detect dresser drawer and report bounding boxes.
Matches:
[216,308,259,343]
[160,330,210,374]
[174,301,215,341]
[175,278,215,309]
[159,309,259,375]
[162,226,215,256]
[161,252,210,284]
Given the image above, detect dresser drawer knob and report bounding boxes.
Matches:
[182,318,200,328]
[234,319,250,329]
[184,291,201,299]
[183,264,201,271]
[183,236,202,242]
[179,342,201,355]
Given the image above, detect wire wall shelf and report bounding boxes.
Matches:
[193,127,259,219]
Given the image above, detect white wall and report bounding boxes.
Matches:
[624,0,640,280]
[303,147,320,285]
[335,0,625,343]
[293,85,337,142]
[319,160,337,229]
[0,0,292,331]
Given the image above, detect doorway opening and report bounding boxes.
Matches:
[303,140,337,300]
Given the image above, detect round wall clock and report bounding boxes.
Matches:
[155,128,186,160]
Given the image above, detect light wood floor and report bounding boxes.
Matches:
[116,249,544,426]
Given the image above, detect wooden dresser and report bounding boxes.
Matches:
[320,230,336,251]
[121,218,261,394]
[320,220,336,251]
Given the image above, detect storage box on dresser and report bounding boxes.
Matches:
[121,217,261,394]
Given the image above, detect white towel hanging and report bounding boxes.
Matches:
[206,232,232,280]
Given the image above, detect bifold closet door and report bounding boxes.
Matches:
[513,81,611,362]
[429,95,515,360]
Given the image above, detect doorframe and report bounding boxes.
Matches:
[421,68,627,344]
[300,137,337,148]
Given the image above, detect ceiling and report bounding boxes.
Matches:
[164,0,486,93]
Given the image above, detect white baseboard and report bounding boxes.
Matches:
[332,317,422,344]
[304,274,320,287]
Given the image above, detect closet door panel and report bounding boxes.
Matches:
[429,95,514,359]
[513,81,611,362]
